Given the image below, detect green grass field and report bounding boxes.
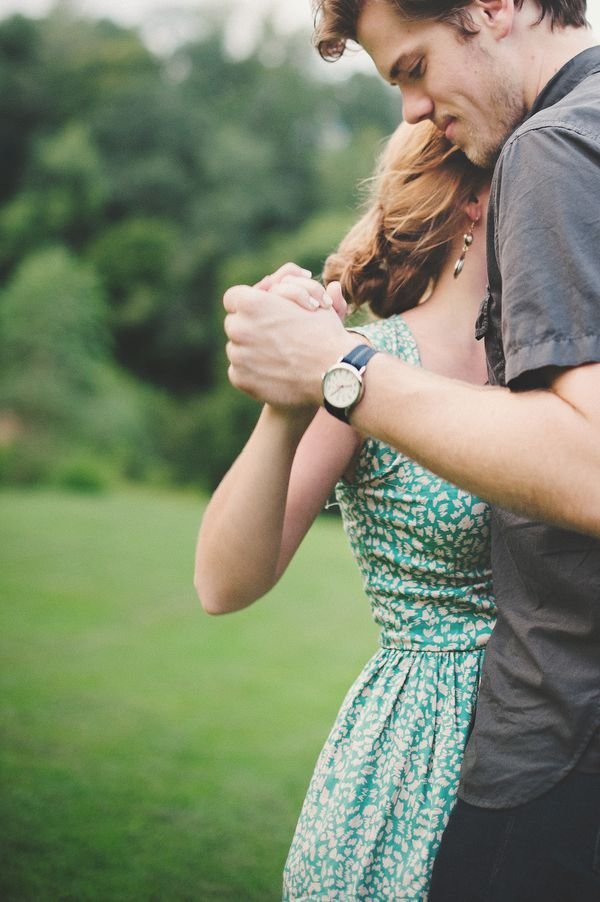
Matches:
[0,489,377,900]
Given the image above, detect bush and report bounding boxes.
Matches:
[0,431,57,486]
[51,451,114,493]
[0,246,170,487]
[155,383,261,491]
[0,245,110,426]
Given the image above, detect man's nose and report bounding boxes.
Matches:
[401,88,434,125]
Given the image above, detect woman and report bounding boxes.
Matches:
[195,121,495,900]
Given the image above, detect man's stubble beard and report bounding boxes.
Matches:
[462,55,529,169]
[464,98,528,168]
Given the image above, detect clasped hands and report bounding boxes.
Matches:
[254,262,347,316]
[223,262,358,411]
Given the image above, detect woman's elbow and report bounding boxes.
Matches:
[199,594,229,616]
[194,573,232,615]
[193,571,260,616]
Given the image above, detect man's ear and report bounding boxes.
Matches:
[472,0,515,38]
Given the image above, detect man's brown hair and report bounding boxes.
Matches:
[312,0,588,61]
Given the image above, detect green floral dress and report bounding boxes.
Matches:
[283,316,495,901]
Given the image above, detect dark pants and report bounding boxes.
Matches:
[429,771,600,901]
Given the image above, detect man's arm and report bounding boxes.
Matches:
[350,354,600,536]
[224,285,600,536]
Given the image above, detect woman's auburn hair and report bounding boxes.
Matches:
[322,120,489,317]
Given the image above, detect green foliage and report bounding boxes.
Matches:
[0,245,109,424]
[91,81,197,221]
[155,384,261,491]
[89,217,179,324]
[39,8,159,121]
[0,432,59,486]
[0,7,400,487]
[74,363,167,484]
[0,14,44,203]
[51,451,114,493]
[0,123,107,269]
[35,122,107,230]
[0,246,165,486]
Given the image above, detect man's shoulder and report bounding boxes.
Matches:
[508,68,600,150]
[493,74,600,196]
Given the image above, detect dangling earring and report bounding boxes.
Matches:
[453,218,478,278]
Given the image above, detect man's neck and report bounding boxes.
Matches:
[523,24,598,109]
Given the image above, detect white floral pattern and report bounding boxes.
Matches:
[283,316,495,901]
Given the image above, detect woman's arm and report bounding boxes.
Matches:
[194,404,361,615]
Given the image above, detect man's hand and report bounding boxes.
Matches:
[223,281,357,410]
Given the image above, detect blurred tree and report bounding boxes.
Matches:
[88,217,191,387]
[38,8,159,123]
[0,15,43,203]
[91,83,198,222]
[89,217,179,323]
[0,7,400,487]
[0,245,161,485]
[153,385,259,491]
[174,20,339,256]
[0,122,107,272]
[0,245,109,426]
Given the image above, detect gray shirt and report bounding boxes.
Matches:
[459,47,600,808]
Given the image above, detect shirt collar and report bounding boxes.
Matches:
[529,45,600,118]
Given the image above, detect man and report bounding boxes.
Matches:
[223,0,600,897]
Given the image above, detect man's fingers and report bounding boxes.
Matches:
[223,314,236,341]
[226,343,262,401]
[223,284,265,314]
[223,285,241,314]
[227,362,254,397]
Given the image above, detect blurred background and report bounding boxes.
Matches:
[0,0,399,493]
[0,1,395,899]
[1,1,598,899]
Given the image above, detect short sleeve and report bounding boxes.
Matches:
[495,124,600,386]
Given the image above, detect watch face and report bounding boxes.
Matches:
[323,364,361,409]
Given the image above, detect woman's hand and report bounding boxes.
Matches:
[325,281,348,322]
[254,262,348,321]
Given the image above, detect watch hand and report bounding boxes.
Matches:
[332,385,350,398]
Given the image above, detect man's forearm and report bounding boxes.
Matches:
[223,285,600,534]
[350,353,600,536]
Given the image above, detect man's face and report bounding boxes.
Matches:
[356,0,528,167]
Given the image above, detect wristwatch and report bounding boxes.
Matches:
[322,344,378,423]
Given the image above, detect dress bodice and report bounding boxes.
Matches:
[335,315,495,651]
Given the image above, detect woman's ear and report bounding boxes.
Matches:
[465,184,491,224]
[465,197,482,225]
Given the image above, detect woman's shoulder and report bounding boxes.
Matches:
[348,314,420,366]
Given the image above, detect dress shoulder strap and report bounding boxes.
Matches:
[349,314,421,367]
